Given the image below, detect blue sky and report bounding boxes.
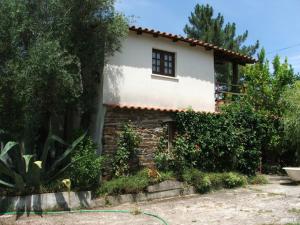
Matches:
[116,0,300,72]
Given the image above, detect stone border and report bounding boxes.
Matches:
[0,191,91,212]
[0,180,195,212]
[91,180,196,208]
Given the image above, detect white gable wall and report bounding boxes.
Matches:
[103,32,215,112]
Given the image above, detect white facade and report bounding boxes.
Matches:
[103,31,216,112]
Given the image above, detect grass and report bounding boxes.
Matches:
[247,174,269,185]
[96,169,175,196]
[288,208,300,214]
[182,169,248,194]
[96,168,268,196]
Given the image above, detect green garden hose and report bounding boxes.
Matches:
[0,209,168,225]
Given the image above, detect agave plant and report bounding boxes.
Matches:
[0,132,85,192]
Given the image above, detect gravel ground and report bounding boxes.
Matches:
[1,175,300,225]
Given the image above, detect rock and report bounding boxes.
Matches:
[147,180,184,193]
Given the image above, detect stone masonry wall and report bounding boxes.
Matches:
[103,107,173,167]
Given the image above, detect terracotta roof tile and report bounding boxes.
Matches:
[104,104,217,114]
[129,26,256,64]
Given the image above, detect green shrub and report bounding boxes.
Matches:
[97,169,175,196]
[223,172,247,188]
[262,164,283,175]
[247,174,268,185]
[0,133,85,193]
[174,103,267,176]
[68,136,104,190]
[113,122,141,177]
[160,171,176,181]
[182,168,211,193]
[206,173,225,190]
[154,135,199,175]
[182,169,248,193]
[97,176,148,196]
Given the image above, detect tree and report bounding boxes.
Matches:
[283,81,300,163]
[241,49,298,167]
[243,49,296,116]
[0,0,128,151]
[184,4,259,55]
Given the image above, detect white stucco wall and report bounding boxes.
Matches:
[103,31,215,112]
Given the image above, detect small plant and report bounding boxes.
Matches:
[182,168,211,193]
[0,132,85,192]
[223,172,247,188]
[96,169,175,196]
[113,122,141,177]
[154,134,199,175]
[97,171,149,195]
[248,174,268,185]
[68,136,104,190]
[207,173,225,190]
[147,167,161,182]
[182,169,249,194]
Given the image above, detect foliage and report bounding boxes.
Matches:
[68,136,104,190]
[113,123,141,177]
[182,168,211,193]
[243,49,299,167]
[0,132,85,192]
[247,174,268,185]
[282,81,300,163]
[182,168,247,194]
[96,169,175,196]
[155,103,280,176]
[154,135,199,174]
[166,102,268,176]
[222,172,247,188]
[184,4,259,56]
[0,0,128,148]
[243,49,296,116]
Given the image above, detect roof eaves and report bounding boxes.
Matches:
[129,26,257,64]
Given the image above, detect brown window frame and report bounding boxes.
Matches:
[152,49,175,77]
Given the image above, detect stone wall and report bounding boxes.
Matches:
[0,191,91,212]
[102,107,173,166]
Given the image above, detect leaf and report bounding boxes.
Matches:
[22,154,34,173]
[46,133,86,176]
[26,160,42,187]
[40,130,53,170]
[14,172,25,191]
[0,179,14,188]
[41,134,67,172]
[47,155,86,182]
[50,135,68,146]
[0,159,25,191]
[0,141,18,157]
[0,157,15,179]
[0,142,18,168]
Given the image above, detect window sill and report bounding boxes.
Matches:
[151,74,179,82]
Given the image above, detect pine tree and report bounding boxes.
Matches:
[184,4,259,56]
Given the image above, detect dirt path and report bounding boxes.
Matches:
[2,176,300,225]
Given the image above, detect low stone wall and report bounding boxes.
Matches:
[0,181,195,213]
[0,191,91,212]
[103,107,173,166]
[91,180,196,208]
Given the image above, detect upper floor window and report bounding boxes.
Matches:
[152,49,175,77]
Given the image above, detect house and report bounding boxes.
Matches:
[99,26,256,166]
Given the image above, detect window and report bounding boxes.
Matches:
[152,49,175,77]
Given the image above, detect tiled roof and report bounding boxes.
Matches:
[129,26,256,65]
[104,103,217,114]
